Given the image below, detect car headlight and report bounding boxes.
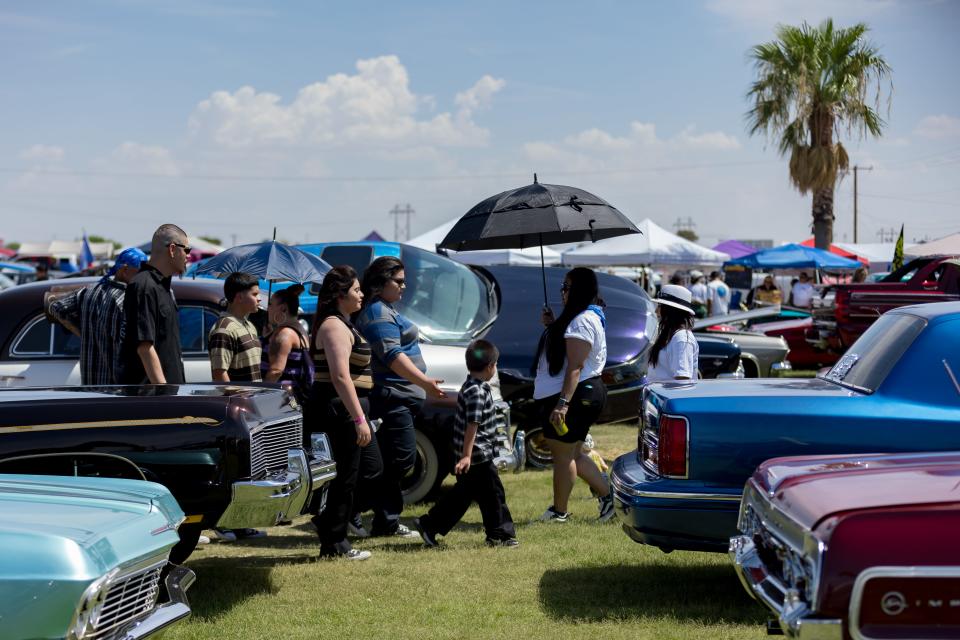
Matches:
[68,570,115,639]
[310,432,333,462]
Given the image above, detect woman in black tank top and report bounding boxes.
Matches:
[306,266,375,561]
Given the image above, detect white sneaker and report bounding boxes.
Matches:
[537,506,569,523]
[344,549,372,561]
[197,535,211,545]
[598,494,615,523]
[213,528,237,542]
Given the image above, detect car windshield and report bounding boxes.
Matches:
[820,312,927,393]
[397,246,497,343]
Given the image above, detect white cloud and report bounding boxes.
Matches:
[705,0,895,31]
[914,114,960,139]
[546,120,740,154]
[564,128,632,151]
[20,144,65,162]
[188,55,504,149]
[676,126,741,150]
[106,142,180,175]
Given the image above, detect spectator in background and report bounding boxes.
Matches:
[687,270,708,318]
[790,272,816,308]
[35,263,49,281]
[46,247,146,385]
[120,224,189,385]
[706,271,731,317]
[747,274,782,308]
[852,266,868,283]
[261,284,313,403]
[647,285,699,382]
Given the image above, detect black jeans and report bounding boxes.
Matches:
[420,460,515,541]
[307,390,370,556]
[368,386,422,534]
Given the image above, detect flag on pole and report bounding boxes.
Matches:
[891,224,904,272]
[80,231,95,270]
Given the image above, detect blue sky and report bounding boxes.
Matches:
[2,0,958,248]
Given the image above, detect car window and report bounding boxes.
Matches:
[939,264,960,294]
[180,306,221,354]
[320,245,374,276]
[51,323,81,356]
[12,316,51,355]
[822,313,927,392]
[398,245,495,343]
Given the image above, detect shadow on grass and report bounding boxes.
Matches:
[538,562,767,625]
[180,560,279,621]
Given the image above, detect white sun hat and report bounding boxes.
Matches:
[655,284,696,316]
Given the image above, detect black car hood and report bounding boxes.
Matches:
[476,265,655,377]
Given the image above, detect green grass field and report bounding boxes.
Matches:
[168,424,768,640]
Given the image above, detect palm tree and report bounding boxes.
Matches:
[747,19,891,249]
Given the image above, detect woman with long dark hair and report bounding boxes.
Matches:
[533,267,613,523]
[647,284,699,382]
[307,265,375,560]
[260,284,313,400]
[354,256,445,538]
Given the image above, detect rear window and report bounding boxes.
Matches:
[320,245,374,276]
[822,313,926,392]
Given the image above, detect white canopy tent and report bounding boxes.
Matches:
[407,218,562,266]
[561,218,730,266]
[906,232,960,258]
[831,242,896,269]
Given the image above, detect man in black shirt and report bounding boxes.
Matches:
[120,224,190,384]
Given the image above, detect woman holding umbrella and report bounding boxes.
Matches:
[534,267,614,523]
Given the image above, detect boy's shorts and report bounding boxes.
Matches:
[536,377,607,444]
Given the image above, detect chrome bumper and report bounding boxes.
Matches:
[730,535,841,639]
[492,429,526,473]
[119,564,195,639]
[771,361,793,375]
[216,445,336,529]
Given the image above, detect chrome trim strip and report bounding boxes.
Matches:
[944,359,960,396]
[848,565,960,640]
[611,473,741,501]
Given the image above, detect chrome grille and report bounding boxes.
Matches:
[250,416,302,478]
[90,561,164,639]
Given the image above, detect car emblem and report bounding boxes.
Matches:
[881,591,907,616]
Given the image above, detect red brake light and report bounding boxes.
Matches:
[835,290,849,323]
[658,415,688,478]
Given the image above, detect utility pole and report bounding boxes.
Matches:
[673,216,696,233]
[389,203,415,242]
[851,165,872,243]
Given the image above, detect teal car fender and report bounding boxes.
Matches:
[0,474,193,639]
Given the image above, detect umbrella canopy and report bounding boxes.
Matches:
[195,240,332,283]
[438,178,640,251]
[409,217,562,266]
[563,218,730,266]
[724,243,861,270]
[711,239,757,259]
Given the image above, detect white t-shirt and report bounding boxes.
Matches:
[707,280,731,316]
[689,282,708,304]
[791,282,815,308]
[533,309,607,399]
[647,329,699,382]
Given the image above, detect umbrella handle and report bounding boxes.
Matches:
[539,235,549,310]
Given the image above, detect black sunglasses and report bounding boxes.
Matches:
[170,242,192,254]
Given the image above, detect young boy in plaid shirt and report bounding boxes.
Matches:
[414,339,517,547]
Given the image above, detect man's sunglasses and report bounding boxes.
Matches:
[170,242,192,254]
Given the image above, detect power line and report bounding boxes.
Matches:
[859,193,960,207]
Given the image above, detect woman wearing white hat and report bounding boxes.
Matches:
[647,284,700,382]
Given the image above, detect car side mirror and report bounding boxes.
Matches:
[922,280,938,290]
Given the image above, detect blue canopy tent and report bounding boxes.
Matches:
[724,243,861,270]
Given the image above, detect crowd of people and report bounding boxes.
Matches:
[49,223,721,560]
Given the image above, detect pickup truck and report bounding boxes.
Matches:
[811,255,960,350]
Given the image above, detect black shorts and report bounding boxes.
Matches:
[537,377,607,443]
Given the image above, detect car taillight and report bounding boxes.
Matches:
[658,415,688,478]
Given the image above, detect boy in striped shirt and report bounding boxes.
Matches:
[414,339,517,548]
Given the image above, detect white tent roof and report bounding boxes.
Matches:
[831,242,896,266]
[561,218,730,266]
[407,218,562,266]
[905,232,960,258]
[16,240,115,259]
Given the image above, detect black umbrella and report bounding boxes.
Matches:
[439,175,641,305]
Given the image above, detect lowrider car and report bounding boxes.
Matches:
[611,301,960,553]
[731,451,960,639]
[0,277,517,504]
[0,385,335,563]
[0,473,194,639]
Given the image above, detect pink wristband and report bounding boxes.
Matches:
[353,415,366,425]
